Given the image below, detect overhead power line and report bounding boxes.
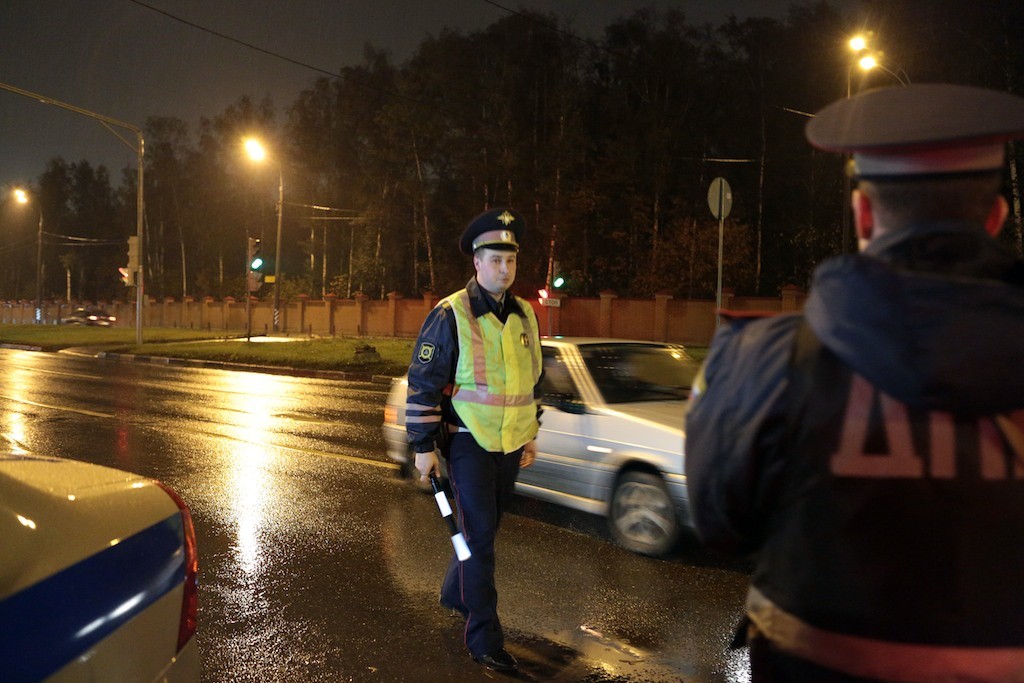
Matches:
[128,0,426,108]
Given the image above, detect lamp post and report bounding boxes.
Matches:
[13,188,44,324]
[244,138,284,333]
[0,81,145,344]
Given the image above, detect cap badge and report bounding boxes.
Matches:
[497,210,515,226]
[501,230,511,242]
[520,333,529,347]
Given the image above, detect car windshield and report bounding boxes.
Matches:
[578,344,700,404]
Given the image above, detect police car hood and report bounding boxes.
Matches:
[804,250,1024,414]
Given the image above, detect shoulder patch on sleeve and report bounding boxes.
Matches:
[417,342,436,363]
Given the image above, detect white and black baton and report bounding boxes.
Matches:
[428,473,471,561]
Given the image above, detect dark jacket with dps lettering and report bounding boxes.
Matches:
[686,221,1024,650]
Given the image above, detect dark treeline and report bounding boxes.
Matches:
[2,0,1022,305]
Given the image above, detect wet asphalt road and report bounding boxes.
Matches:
[0,347,752,682]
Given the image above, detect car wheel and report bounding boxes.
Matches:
[609,471,679,556]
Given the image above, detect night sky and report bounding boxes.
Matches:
[0,0,859,185]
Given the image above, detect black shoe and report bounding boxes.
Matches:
[472,649,518,672]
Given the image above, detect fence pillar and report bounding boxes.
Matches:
[781,285,802,311]
[354,291,368,336]
[599,290,617,338]
[654,292,672,342]
[387,291,402,337]
[184,296,196,328]
[721,287,735,312]
[162,297,174,328]
[223,297,235,330]
[422,291,435,320]
[325,293,337,336]
[296,294,308,335]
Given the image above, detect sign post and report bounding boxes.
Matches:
[707,177,733,326]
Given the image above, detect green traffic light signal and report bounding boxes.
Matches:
[247,237,263,271]
[553,275,565,288]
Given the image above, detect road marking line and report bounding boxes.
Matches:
[192,425,399,470]
[3,365,100,381]
[0,394,114,419]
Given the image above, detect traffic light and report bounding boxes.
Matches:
[552,261,566,289]
[248,237,264,271]
[127,235,140,272]
[247,237,264,292]
[119,235,139,287]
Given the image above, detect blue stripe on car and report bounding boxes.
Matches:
[0,512,185,682]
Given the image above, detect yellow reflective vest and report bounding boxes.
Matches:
[444,288,542,454]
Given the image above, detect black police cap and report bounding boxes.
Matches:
[459,208,526,255]
[806,84,1024,178]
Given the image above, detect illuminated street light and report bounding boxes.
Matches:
[243,137,284,333]
[859,53,911,86]
[840,33,910,255]
[244,138,266,162]
[13,188,44,324]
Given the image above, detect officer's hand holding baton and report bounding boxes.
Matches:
[416,449,471,561]
[415,449,441,482]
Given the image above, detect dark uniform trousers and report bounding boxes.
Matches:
[439,432,522,657]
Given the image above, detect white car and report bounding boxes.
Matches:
[383,337,698,556]
[0,446,200,681]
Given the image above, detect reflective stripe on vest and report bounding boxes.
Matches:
[747,587,1024,682]
[446,289,541,453]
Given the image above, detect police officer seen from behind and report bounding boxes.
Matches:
[686,84,1024,682]
[406,208,542,673]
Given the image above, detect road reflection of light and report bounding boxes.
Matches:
[2,358,37,446]
[215,372,293,577]
[234,448,270,576]
[5,413,28,449]
[723,646,752,682]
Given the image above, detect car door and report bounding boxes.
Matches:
[518,345,593,502]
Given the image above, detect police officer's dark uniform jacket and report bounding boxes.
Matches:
[406,276,542,454]
[405,208,542,666]
[685,84,1024,682]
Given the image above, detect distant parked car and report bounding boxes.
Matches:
[383,337,699,556]
[61,307,116,326]
[0,444,200,681]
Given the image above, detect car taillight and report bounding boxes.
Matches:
[154,480,199,651]
[384,404,397,425]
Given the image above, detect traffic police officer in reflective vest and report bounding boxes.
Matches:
[686,84,1024,682]
[406,207,542,673]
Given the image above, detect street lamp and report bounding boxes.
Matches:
[858,54,911,86]
[840,34,910,254]
[244,137,284,333]
[13,188,44,324]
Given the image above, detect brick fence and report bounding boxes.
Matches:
[3,286,807,346]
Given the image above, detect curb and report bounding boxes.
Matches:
[80,349,397,384]
[0,343,44,352]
